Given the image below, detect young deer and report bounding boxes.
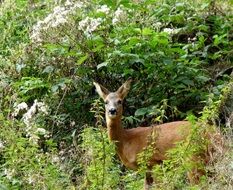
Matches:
[93,79,215,189]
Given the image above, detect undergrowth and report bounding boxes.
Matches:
[0,0,232,189]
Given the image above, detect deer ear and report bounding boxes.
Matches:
[117,78,132,99]
[93,82,110,100]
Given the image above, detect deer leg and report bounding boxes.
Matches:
[144,171,153,190]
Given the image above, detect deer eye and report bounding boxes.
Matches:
[117,100,122,105]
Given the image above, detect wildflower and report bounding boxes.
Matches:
[163,28,180,35]
[78,17,102,37]
[28,175,35,184]
[0,141,4,149]
[112,6,127,25]
[37,101,49,115]
[17,102,28,110]
[22,99,49,129]
[52,155,60,164]
[65,0,73,6]
[12,102,28,117]
[70,121,75,127]
[153,22,162,29]
[97,5,110,14]
[65,0,84,9]
[4,169,15,180]
[22,100,38,128]
[30,1,85,43]
[29,134,40,145]
[35,128,47,135]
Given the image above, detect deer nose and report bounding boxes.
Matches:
[109,108,117,115]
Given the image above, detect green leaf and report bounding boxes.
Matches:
[128,37,140,46]
[135,107,149,116]
[77,54,88,65]
[42,66,54,74]
[92,44,105,52]
[142,28,154,36]
[182,79,194,86]
[97,62,108,70]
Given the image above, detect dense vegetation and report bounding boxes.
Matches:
[0,0,232,189]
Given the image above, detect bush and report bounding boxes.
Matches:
[0,0,232,189]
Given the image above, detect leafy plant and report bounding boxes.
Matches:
[80,99,120,190]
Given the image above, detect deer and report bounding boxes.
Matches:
[93,78,223,189]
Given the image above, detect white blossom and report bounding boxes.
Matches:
[12,102,28,117]
[70,121,76,127]
[153,22,162,29]
[78,17,102,37]
[35,128,47,135]
[112,18,118,25]
[97,5,110,14]
[65,0,72,6]
[37,101,49,115]
[22,100,48,130]
[29,134,40,145]
[18,102,28,110]
[112,6,127,25]
[22,100,38,128]
[4,169,15,180]
[0,141,4,149]
[28,175,35,184]
[52,155,60,164]
[30,1,85,43]
[163,28,180,35]
[115,7,124,18]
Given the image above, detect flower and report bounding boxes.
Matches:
[22,99,48,129]
[37,101,49,115]
[97,5,110,14]
[153,22,162,29]
[0,141,5,149]
[29,134,40,145]
[17,102,28,110]
[22,100,38,128]
[28,175,35,184]
[163,28,180,35]
[78,17,102,37]
[4,169,15,180]
[12,102,28,117]
[112,6,127,25]
[52,155,60,164]
[35,128,47,135]
[30,1,85,43]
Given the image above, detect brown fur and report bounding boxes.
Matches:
[93,79,222,189]
[107,118,190,170]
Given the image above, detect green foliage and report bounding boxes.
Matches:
[80,99,120,190]
[0,0,232,189]
[80,127,120,190]
[12,0,231,128]
[0,117,71,189]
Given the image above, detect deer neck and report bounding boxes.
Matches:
[106,116,124,143]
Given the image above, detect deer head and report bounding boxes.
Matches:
[93,78,132,120]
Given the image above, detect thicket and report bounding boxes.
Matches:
[0,0,232,189]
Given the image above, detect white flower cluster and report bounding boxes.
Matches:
[22,100,48,128]
[163,28,180,35]
[0,141,5,150]
[112,6,127,25]
[13,100,49,145]
[12,102,28,117]
[153,22,162,30]
[78,17,102,37]
[97,5,110,14]
[4,169,15,180]
[30,1,85,43]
